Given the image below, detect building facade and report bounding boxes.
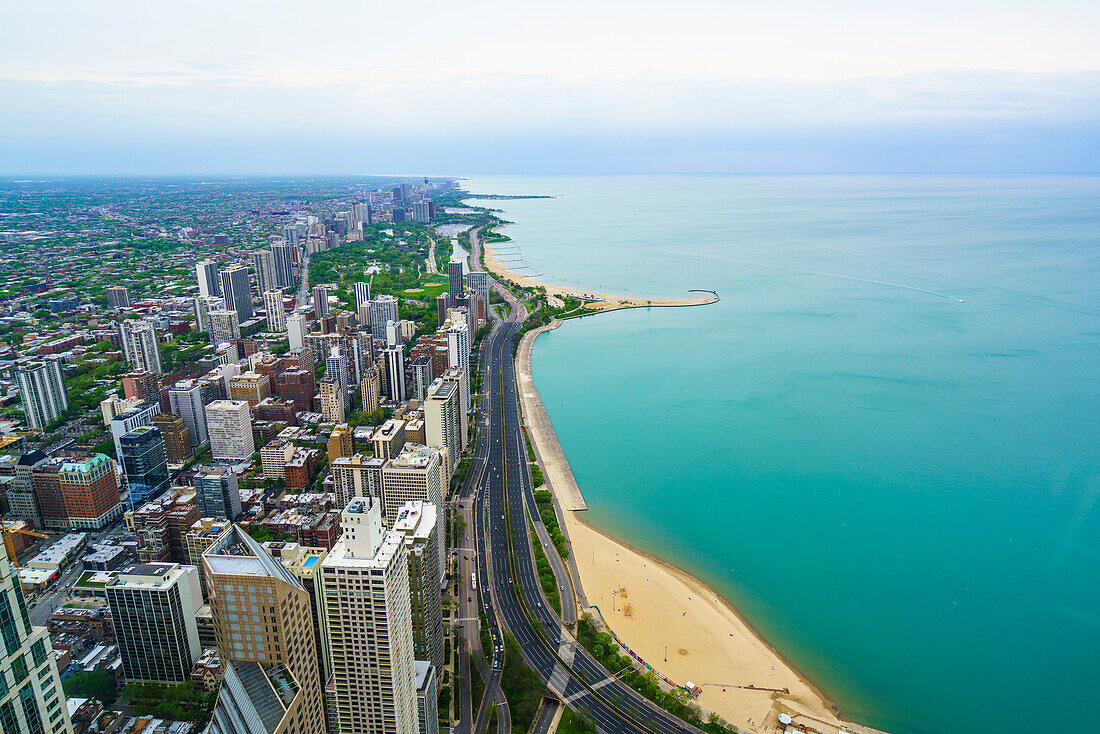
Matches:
[16,359,69,431]
[205,400,254,462]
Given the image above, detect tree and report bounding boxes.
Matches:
[63,670,118,705]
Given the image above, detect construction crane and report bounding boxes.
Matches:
[2,519,48,567]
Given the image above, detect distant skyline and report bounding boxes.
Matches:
[2,1,1099,174]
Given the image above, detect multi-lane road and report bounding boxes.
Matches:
[459,233,701,734]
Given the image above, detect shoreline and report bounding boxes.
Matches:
[512,315,884,734]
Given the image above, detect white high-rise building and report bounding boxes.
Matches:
[263,289,286,331]
[120,319,163,374]
[0,554,75,734]
[194,295,225,333]
[386,319,402,348]
[354,281,371,314]
[382,444,444,552]
[287,313,307,351]
[369,295,399,341]
[16,359,69,430]
[383,346,406,402]
[251,249,276,293]
[196,259,220,298]
[321,497,417,734]
[424,378,460,479]
[168,379,210,446]
[105,562,202,683]
[392,501,444,673]
[204,400,254,461]
[467,270,490,315]
[441,367,469,449]
[208,310,240,346]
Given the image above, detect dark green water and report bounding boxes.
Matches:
[471,175,1100,734]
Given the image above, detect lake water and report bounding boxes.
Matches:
[467,175,1100,734]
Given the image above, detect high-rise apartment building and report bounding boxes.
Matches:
[466,271,490,315]
[16,359,69,430]
[169,379,211,447]
[361,366,381,413]
[275,369,314,413]
[415,661,439,734]
[263,289,286,331]
[321,497,417,734]
[447,260,464,301]
[110,400,161,459]
[328,424,353,465]
[120,319,163,374]
[150,413,193,464]
[194,466,242,521]
[57,454,124,530]
[381,444,442,534]
[369,295,399,341]
[260,542,331,683]
[205,400,254,462]
[9,451,47,527]
[0,554,75,734]
[122,370,159,402]
[219,266,253,322]
[313,286,329,320]
[424,379,460,479]
[196,259,221,298]
[252,249,276,293]
[371,419,406,462]
[209,309,241,345]
[409,356,433,402]
[354,281,371,315]
[392,501,443,672]
[104,562,202,683]
[383,346,406,402]
[287,313,307,352]
[330,454,386,510]
[204,526,327,734]
[271,241,296,289]
[106,285,131,309]
[318,378,344,423]
[119,426,169,508]
[228,372,271,408]
[441,367,469,449]
[260,439,295,480]
[194,295,225,333]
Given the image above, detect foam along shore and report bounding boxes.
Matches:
[481,237,714,311]
[516,320,887,734]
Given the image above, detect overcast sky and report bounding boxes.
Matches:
[2,0,1098,174]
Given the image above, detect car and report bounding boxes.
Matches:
[468,597,472,602]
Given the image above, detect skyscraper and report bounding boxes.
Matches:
[194,466,242,520]
[392,501,444,672]
[361,366,381,413]
[410,355,433,401]
[354,281,371,315]
[447,260,464,301]
[194,295,225,333]
[204,400,254,461]
[383,346,406,402]
[168,379,211,446]
[110,400,161,459]
[57,454,125,530]
[467,270,490,315]
[196,259,221,298]
[369,295,399,341]
[251,249,276,293]
[204,526,326,734]
[319,378,345,423]
[121,370,159,402]
[263,289,286,331]
[104,563,202,683]
[321,497,417,734]
[208,309,241,345]
[424,378,460,479]
[271,241,296,288]
[286,313,307,351]
[120,319,163,374]
[219,265,253,322]
[0,554,75,734]
[150,413,193,464]
[313,286,329,320]
[119,426,170,507]
[381,444,443,538]
[16,359,69,430]
[106,285,131,309]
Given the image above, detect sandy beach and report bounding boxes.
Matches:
[515,318,884,734]
[481,236,713,311]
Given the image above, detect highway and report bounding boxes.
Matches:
[469,248,702,734]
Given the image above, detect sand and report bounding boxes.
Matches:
[481,240,714,311]
[403,287,426,293]
[516,319,884,734]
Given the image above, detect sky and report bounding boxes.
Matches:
[1,0,1098,174]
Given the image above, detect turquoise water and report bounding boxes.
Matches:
[468,175,1100,734]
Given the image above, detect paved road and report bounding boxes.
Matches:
[471,233,703,734]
